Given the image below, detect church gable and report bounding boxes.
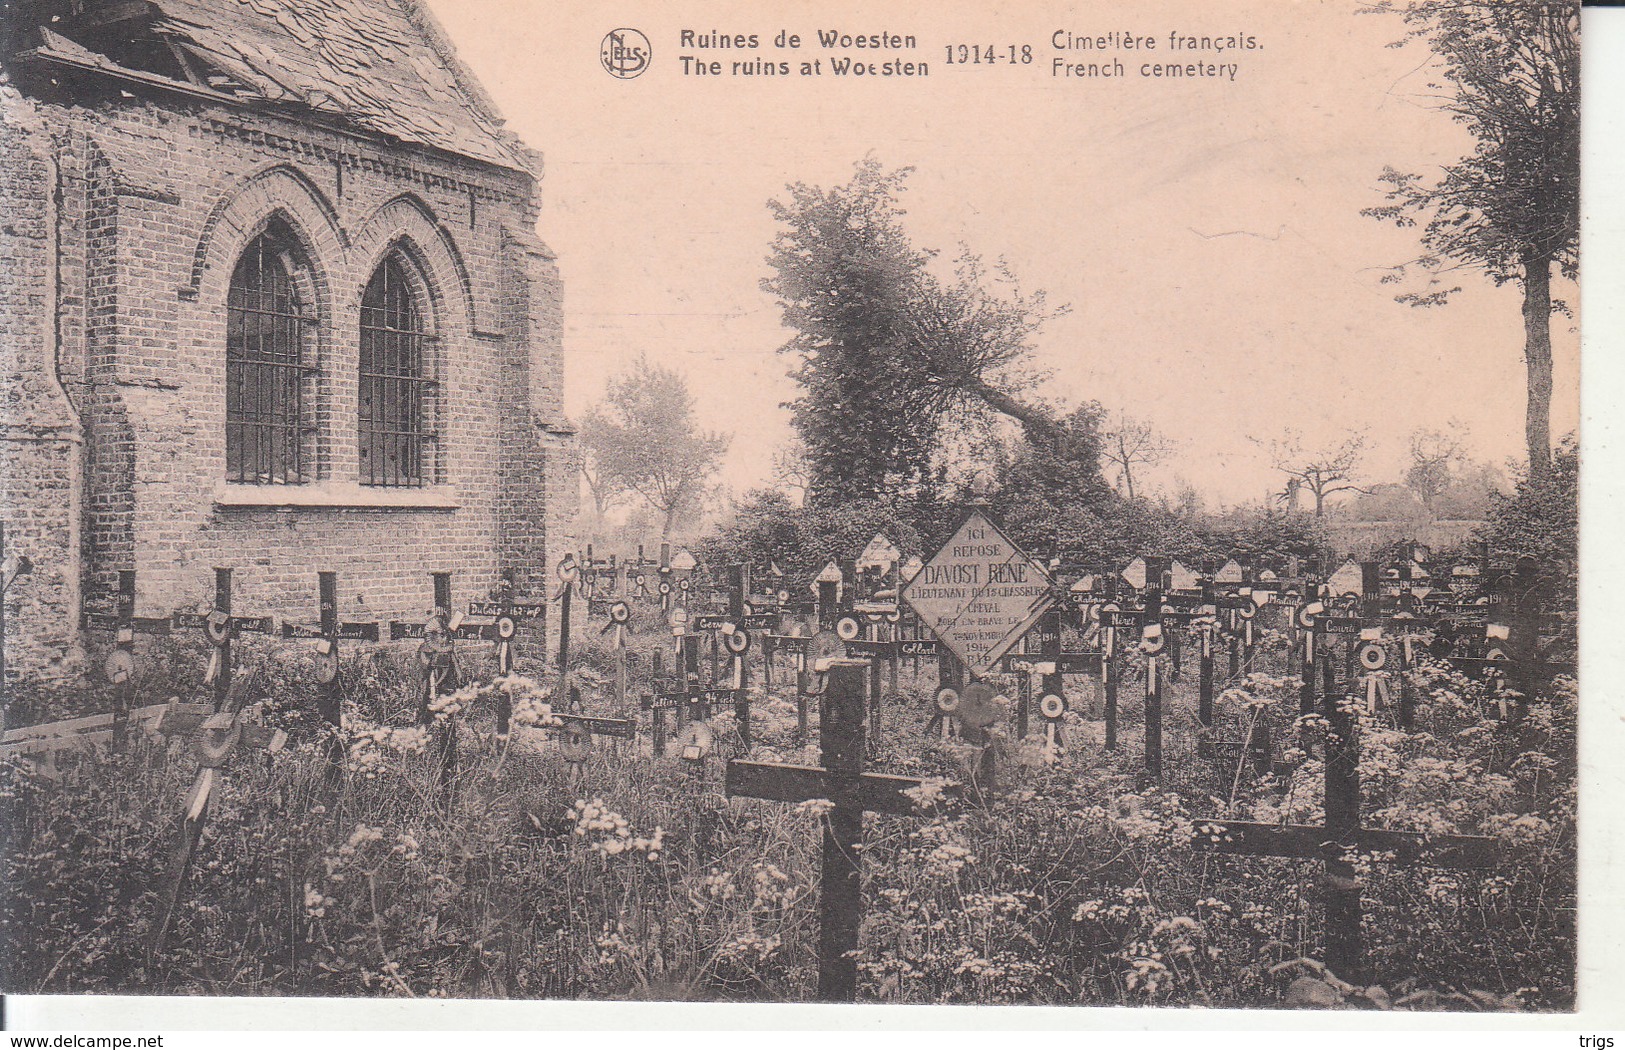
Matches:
[0,0,576,687]
[6,0,529,172]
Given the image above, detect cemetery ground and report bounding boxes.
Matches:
[0,622,1575,1009]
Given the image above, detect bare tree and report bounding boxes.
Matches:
[579,443,630,522]
[1255,430,1371,517]
[1102,412,1175,502]
[1406,423,1468,512]
[770,441,813,505]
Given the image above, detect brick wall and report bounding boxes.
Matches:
[0,79,86,685]
[0,76,575,690]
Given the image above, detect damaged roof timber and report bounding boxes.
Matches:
[10,0,533,174]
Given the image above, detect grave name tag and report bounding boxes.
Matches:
[84,612,171,634]
[900,510,1054,678]
[900,639,939,657]
[555,714,637,740]
[1054,652,1102,673]
[1321,617,1364,635]
[390,621,494,641]
[844,639,896,658]
[172,613,274,634]
[1100,610,1143,629]
[468,600,547,619]
[655,687,740,707]
[281,621,378,641]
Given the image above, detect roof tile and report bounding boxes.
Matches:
[147,0,527,171]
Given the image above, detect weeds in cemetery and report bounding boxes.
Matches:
[0,612,1575,1009]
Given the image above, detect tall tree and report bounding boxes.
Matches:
[1102,411,1175,502]
[770,440,813,505]
[1405,424,1467,512]
[577,360,730,541]
[762,157,1074,504]
[1255,430,1371,517]
[579,445,630,523]
[1362,0,1578,478]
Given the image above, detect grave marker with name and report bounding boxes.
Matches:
[900,511,1054,679]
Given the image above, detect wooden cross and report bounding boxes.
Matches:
[0,700,176,773]
[725,661,960,1001]
[764,627,815,741]
[170,568,274,714]
[1,522,33,719]
[1334,560,1431,728]
[280,572,380,729]
[1140,582,1166,779]
[414,574,465,798]
[151,696,288,955]
[1096,595,1130,753]
[1196,576,1288,776]
[997,630,1100,741]
[730,565,757,748]
[82,571,172,748]
[656,543,676,612]
[624,545,656,601]
[1453,555,1573,718]
[550,711,637,779]
[465,572,548,738]
[1100,563,1169,776]
[644,684,737,757]
[1197,577,1217,727]
[600,595,633,711]
[1191,594,1501,984]
[553,554,579,702]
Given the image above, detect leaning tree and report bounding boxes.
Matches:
[762,158,1093,505]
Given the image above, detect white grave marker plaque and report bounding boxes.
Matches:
[901,511,1053,677]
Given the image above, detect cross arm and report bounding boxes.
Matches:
[1192,820,1503,869]
[726,760,960,817]
[554,713,637,739]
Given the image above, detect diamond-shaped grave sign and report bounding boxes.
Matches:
[1216,559,1244,585]
[901,555,925,582]
[1122,557,1148,591]
[901,511,1054,677]
[670,549,699,572]
[1169,560,1200,591]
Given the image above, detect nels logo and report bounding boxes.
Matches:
[600,28,651,79]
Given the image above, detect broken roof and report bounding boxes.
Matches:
[17,0,530,173]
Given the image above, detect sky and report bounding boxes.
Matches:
[424,0,1579,510]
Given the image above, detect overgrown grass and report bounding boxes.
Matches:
[0,622,1576,1008]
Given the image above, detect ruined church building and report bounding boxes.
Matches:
[1,0,577,685]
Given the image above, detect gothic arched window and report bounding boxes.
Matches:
[226,223,314,484]
[359,254,435,487]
